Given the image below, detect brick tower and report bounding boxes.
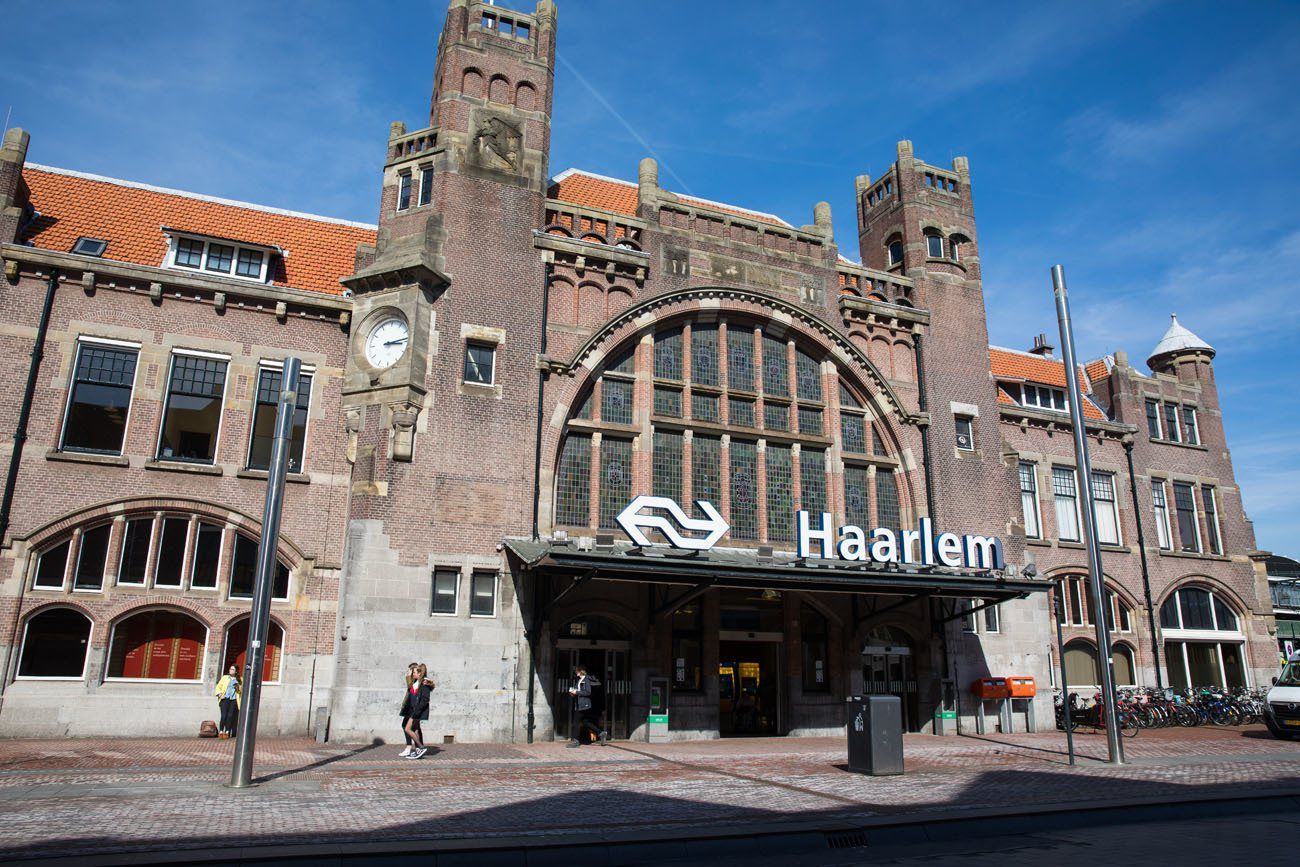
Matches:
[330,0,558,742]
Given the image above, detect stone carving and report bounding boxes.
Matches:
[472,115,522,172]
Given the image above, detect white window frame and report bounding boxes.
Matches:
[1020,384,1068,413]
[151,515,192,589]
[469,570,499,618]
[104,615,209,684]
[116,516,154,587]
[1019,461,1042,539]
[1052,466,1082,542]
[1090,471,1122,546]
[954,415,975,451]
[1172,481,1202,554]
[1152,479,1173,550]
[165,234,273,283]
[418,166,434,206]
[188,521,225,592]
[1163,402,1182,443]
[155,349,231,466]
[1183,405,1199,445]
[1203,485,1223,555]
[396,171,413,211]
[983,601,1000,634]
[70,524,111,594]
[431,568,460,617]
[247,360,316,474]
[225,532,292,602]
[59,336,142,456]
[32,539,71,591]
[1145,398,1162,439]
[925,233,944,258]
[463,341,497,386]
[15,611,93,681]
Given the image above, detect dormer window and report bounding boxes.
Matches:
[166,233,273,283]
[1011,383,1067,412]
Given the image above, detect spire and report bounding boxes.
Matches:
[1147,314,1215,368]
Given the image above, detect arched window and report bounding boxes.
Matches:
[924,230,944,259]
[886,236,904,267]
[1055,576,1134,632]
[1112,644,1136,686]
[949,234,970,263]
[800,604,829,693]
[18,608,92,679]
[1063,639,1100,686]
[1160,585,1246,689]
[107,609,207,681]
[223,617,285,684]
[228,533,290,601]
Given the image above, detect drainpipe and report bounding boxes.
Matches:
[1123,436,1162,688]
[0,267,58,702]
[911,331,937,525]
[525,258,555,743]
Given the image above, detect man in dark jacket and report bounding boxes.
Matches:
[567,664,608,747]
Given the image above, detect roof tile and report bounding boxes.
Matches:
[548,169,789,227]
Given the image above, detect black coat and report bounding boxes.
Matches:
[573,675,600,712]
[401,681,433,721]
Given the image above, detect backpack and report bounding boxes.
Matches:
[199,720,219,738]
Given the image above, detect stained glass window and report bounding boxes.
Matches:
[692,326,719,387]
[654,386,682,418]
[655,329,683,380]
[798,407,822,435]
[762,334,789,396]
[766,445,794,541]
[692,393,719,422]
[764,402,789,431]
[876,469,900,529]
[729,440,758,539]
[728,397,754,427]
[845,465,870,528]
[800,449,826,515]
[796,350,821,401]
[653,431,683,501]
[692,435,722,506]
[728,327,755,391]
[555,434,591,526]
[602,379,633,424]
[599,438,633,528]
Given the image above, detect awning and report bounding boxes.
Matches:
[503,538,1049,601]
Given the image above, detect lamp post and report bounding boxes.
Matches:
[1051,266,1123,765]
[230,357,301,788]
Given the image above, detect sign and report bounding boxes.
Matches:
[612,496,1004,571]
[616,495,729,550]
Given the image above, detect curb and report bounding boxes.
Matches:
[9,785,1300,866]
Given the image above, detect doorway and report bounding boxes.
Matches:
[555,616,632,742]
[719,638,782,736]
[862,641,919,733]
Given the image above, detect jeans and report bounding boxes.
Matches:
[219,698,238,735]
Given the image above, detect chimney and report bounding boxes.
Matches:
[1029,333,1054,357]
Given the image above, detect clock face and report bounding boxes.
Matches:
[364,317,410,369]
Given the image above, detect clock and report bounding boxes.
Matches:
[364,316,410,369]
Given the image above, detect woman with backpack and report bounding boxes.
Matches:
[399,663,434,759]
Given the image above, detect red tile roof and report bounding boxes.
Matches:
[20,165,376,296]
[1085,357,1111,384]
[548,169,790,227]
[989,346,1105,420]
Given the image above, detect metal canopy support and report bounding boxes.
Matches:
[856,590,935,630]
[542,568,596,620]
[652,580,714,620]
[935,596,1014,625]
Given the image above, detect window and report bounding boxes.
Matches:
[432,569,458,615]
[554,434,591,526]
[463,342,495,386]
[1064,639,1100,685]
[228,533,290,600]
[692,435,722,508]
[169,236,270,282]
[175,237,204,268]
[1160,587,1241,632]
[801,604,829,692]
[693,325,720,387]
[1018,384,1067,412]
[1173,482,1200,553]
[800,449,826,516]
[153,517,189,588]
[926,234,944,258]
[1163,403,1181,443]
[652,431,684,502]
[1182,406,1199,445]
[397,172,412,210]
[765,444,794,542]
[72,236,108,257]
[1090,471,1120,545]
[1203,485,1222,554]
[158,354,228,464]
[1160,587,1246,689]
[34,540,70,589]
[655,329,683,380]
[235,248,264,279]
[654,386,682,418]
[1019,462,1041,539]
[117,518,152,585]
[729,397,754,427]
[950,235,967,262]
[190,522,223,589]
[204,243,234,274]
[598,437,633,529]
[1052,467,1081,541]
[1145,399,1162,439]
[887,238,904,266]
[876,469,901,529]
[1152,480,1172,550]
[730,440,758,539]
[1112,644,1136,686]
[18,608,91,678]
[107,610,206,681]
[671,603,702,692]
[954,416,974,451]
[418,167,433,206]
[761,335,789,396]
[984,601,1000,633]
[248,367,312,472]
[72,524,111,591]
[470,571,497,616]
[961,606,977,633]
[224,617,284,683]
[61,342,138,454]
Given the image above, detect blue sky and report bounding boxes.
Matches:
[2,0,1297,556]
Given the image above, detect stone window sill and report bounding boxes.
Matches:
[236,468,311,485]
[1158,549,1230,562]
[1026,538,1052,548]
[1147,438,1209,452]
[1099,543,1132,554]
[1057,540,1086,550]
[144,459,223,477]
[45,449,129,468]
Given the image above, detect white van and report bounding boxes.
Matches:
[1264,658,1300,741]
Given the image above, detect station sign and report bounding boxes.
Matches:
[615,496,1004,570]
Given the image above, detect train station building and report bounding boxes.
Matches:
[0,0,1279,742]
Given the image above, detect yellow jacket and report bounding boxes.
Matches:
[214,674,241,708]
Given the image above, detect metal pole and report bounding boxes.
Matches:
[1054,582,1075,766]
[230,357,301,788]
[1051,265,1123,765]
[1123,438,1163,689]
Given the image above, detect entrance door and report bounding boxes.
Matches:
[862,643,919,732]
[554,641,631,741]
[719,638,782,737]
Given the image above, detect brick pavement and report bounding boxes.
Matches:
[0,727,1296,862]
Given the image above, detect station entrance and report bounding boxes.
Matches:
[554,616,631,741]
[862,626,920,732]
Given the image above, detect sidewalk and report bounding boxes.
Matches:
[0,725,1296,863]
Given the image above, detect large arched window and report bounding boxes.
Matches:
[1055,576,1134,632]
[554,318,905,545]
[1160,585,1246,689]
[228,533,291,600]
[1111,643,1136,686]
[1063,638,1099,686]
[18,608,92,679]
[107,609,207,681]
[223,617,285,684]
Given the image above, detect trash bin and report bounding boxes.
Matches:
[845,695,903,775]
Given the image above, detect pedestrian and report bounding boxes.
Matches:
[398,663,418,757]
[213,664,241,739]
[566,664,608,747]
[399,663,434,759]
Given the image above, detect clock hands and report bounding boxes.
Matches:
[382,338,408,346]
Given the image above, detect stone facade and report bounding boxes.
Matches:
[0,0,1275,742]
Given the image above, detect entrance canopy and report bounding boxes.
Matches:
[504,539,1048,601]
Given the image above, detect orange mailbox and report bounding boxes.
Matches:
[1008,677,1037,698]
[971,677,1010,699]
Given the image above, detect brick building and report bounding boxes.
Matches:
[0,0,1277,741]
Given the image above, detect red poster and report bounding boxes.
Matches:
[117,619,149,679]
[174,635,200,681]
[147,635,176,679]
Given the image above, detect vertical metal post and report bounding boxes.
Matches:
[230,357,301,788]
[1053,582,1075,766]
[1051,265,1122,764]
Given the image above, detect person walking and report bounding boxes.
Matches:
[566,664,608,747]
[214,664,241,739]
[398,663,418,757]
[400,663,434,759]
